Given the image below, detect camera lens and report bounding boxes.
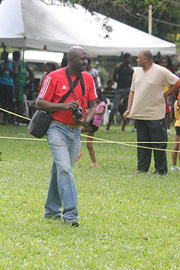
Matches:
[73,107,82,119]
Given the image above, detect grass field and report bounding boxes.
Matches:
[0,124,180,270]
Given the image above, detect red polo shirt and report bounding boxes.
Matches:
[178,91,180,99]
[38,68,97,125]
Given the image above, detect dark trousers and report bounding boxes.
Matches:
[136,119,167,174]
[0,84,15,122]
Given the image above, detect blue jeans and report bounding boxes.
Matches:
[44,121,81,220]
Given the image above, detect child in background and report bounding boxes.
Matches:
[77,89,106,167]
[159,56,175,134]
[171,99,180,171]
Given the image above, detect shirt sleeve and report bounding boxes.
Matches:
[101,101,106,108]
[38,75,55,101]
[162,68,179,86]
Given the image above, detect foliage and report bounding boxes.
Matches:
[59,0,77,4]
[1,124,180,269]
[72,0,180,43]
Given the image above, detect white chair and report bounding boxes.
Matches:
[23,94,29,117]
[103,98,120,125]
[23,94,36,118]
[103,98,111,125]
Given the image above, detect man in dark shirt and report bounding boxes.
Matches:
[106,53,134,131]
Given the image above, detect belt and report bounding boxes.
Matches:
[52,120,81,129]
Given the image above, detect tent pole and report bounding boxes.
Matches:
[19,48,25,60]
[148,5,152,35]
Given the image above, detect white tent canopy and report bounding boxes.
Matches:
[0,0,176,56]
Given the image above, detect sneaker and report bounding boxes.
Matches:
[18,123,27,126]
[106,127,110,131]
[76,151,82,162]
[153,170,167,175]
[170,166,180,172]
[64,218,79,227]
[167,129,171,134]
[90,162,99,168]
[43,214,61,221]
[132,169,141,175]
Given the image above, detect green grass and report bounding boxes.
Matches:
[0,124,180,270]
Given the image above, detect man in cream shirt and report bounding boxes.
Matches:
[124,50,180,175]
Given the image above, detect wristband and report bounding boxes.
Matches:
[84,118,89,127]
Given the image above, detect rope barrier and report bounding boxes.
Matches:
[0,136,46,141]
[80,133,178,144]
[80,134,179,153]
[0,135,179,153]
[0,107,31,121]
[0,107,179,153]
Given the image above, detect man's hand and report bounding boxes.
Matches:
[72,115,88,126]
[62,101,79,111]
[163,92,168,99]
[123,109,130,120]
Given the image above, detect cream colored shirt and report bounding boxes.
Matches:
[128,63,179,120]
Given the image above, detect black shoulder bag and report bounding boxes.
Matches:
[27,68,85,138]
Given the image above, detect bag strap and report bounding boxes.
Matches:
[78,72,85,96]
[62,67,85,101]
[60,68,80,103]
[58,67,85,105]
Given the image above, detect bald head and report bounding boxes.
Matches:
[137,50,153,70]
[67,46,88,75]
[140,50,153,60]
[67,46,87,60]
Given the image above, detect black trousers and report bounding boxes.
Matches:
[136,119,167,174]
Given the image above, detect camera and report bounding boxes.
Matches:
[72,106,83,119]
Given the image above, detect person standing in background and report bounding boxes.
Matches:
[159,56,175,134]
[79,89,106,168]
[123,50,180,175]
[106,53,134,131]
[86,58,98,87]
[13,50,34,126]
[103,79,116,104]
[0,51,15,124]
[171,98,180,171]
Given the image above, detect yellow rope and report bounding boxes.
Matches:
[0,107,179,153]
[0,136,46,141]
[0,107,31,121]
[0,136,179,153]
[80,134,179,153]
[80,133,178,145]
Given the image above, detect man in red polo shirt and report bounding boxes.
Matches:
[177,92,180,110]
[36,46,97,227]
